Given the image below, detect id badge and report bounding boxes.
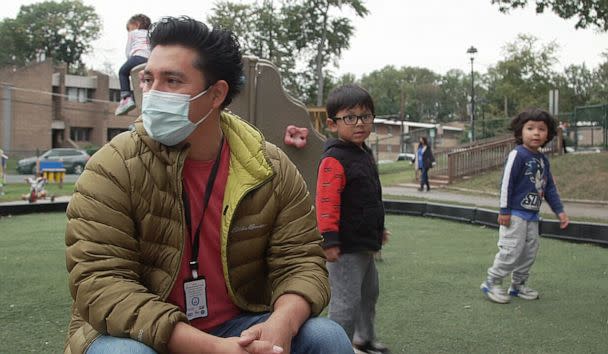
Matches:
[184,278,208,320]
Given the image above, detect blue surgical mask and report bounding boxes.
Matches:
[142,88,213,146]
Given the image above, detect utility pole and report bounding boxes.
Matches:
[467,46,478,142]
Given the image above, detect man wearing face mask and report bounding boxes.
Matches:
[64,16,352,354]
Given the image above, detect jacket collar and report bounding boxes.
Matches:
[133,112,274,180]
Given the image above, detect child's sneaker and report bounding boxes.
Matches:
[508,284,539,300]
[480,281,510,304]
[115,96,136,116]
[353,340,390,354]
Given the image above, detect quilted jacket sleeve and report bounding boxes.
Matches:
[65,135,186,353]
[265,145,330,316]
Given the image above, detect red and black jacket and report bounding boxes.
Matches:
[316,138,385,254]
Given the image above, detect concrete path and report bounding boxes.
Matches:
[384,184,608,222]
[2,177,606,222]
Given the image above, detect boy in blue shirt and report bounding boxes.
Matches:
[481,108,569,304]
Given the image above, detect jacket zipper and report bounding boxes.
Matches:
[161,149,187,301]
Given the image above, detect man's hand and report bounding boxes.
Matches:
[558,212,570,229]
[240,294,311,354]
[498,213,511,227]
[323,246,341,262]
[239,320,289,354]
[168,321,278,354]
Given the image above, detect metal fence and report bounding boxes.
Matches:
[558,104,608,150]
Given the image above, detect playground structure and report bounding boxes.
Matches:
[131,56,325,197]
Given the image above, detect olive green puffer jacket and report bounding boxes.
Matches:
[64,112,329,354]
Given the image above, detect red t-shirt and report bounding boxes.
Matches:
[167,142,241,331]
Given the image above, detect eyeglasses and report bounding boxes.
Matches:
[332,114,375,125]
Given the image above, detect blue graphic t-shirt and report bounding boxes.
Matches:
[499,145,564,219]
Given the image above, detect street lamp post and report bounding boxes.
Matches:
[467,46,477,142]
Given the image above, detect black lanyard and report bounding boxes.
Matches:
[187,137,224,279]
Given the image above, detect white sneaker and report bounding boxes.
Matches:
[508,284,539,300]
[480,281,511,304]
[115,96,136,116]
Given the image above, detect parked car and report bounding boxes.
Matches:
[17,148,90,175]
[396,152,415,162]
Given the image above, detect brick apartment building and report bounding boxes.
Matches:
[1,60,465,163]
[0,60,137,158]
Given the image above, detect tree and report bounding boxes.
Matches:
[484,34,559,116]
[0,0,101,72]
[283,0,369,106]
[437,69,470,122]
[360,65,443,121]
[491,0,608,31]
[591,52,608,103]
[207,1,300,93]
[208,0,366,106]
[554,63,595,111]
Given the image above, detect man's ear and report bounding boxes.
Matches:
[326,118,338,132]
[210,80,229,109]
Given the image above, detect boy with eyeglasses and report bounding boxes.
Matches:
[316,84,391,354]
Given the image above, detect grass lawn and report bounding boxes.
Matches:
[0,183,75,203]
[1,213,606,353]
[379,160,416,186]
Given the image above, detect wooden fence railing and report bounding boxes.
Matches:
[432,133,562,183]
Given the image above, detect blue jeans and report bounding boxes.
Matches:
[119,55,148,96]
[419,167,429,190]
[87,313,353,354]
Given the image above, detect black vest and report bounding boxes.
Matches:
[321,139,385,253]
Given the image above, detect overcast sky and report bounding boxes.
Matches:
[5,0,608,78]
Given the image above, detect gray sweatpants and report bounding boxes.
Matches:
[487,215,540,285]
[326,252,379,343]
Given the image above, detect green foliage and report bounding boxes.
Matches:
[491,0,608,31]
[484,34,559,116]
[591,51,608,102]
[0,0,101,72]
[207,1,299,93]
[360,65,449,121]
[208,0,368,105]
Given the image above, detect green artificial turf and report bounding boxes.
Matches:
[0,213,606,353]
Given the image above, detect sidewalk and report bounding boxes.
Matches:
[2,186,606,223]
[384,184,608,223]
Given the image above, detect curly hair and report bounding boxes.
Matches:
[127,14,151,30]
[148,16,243,108]
[510,108,558,147]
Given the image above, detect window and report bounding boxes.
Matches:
[70,127,92,141]
[387,126,392,134]
[66,87,93,102]
[107,128,128,141]
[109,89,121,102]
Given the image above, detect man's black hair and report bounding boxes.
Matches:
[326,84,375,119]
[510,108,558,147]
[149,16,243,108]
